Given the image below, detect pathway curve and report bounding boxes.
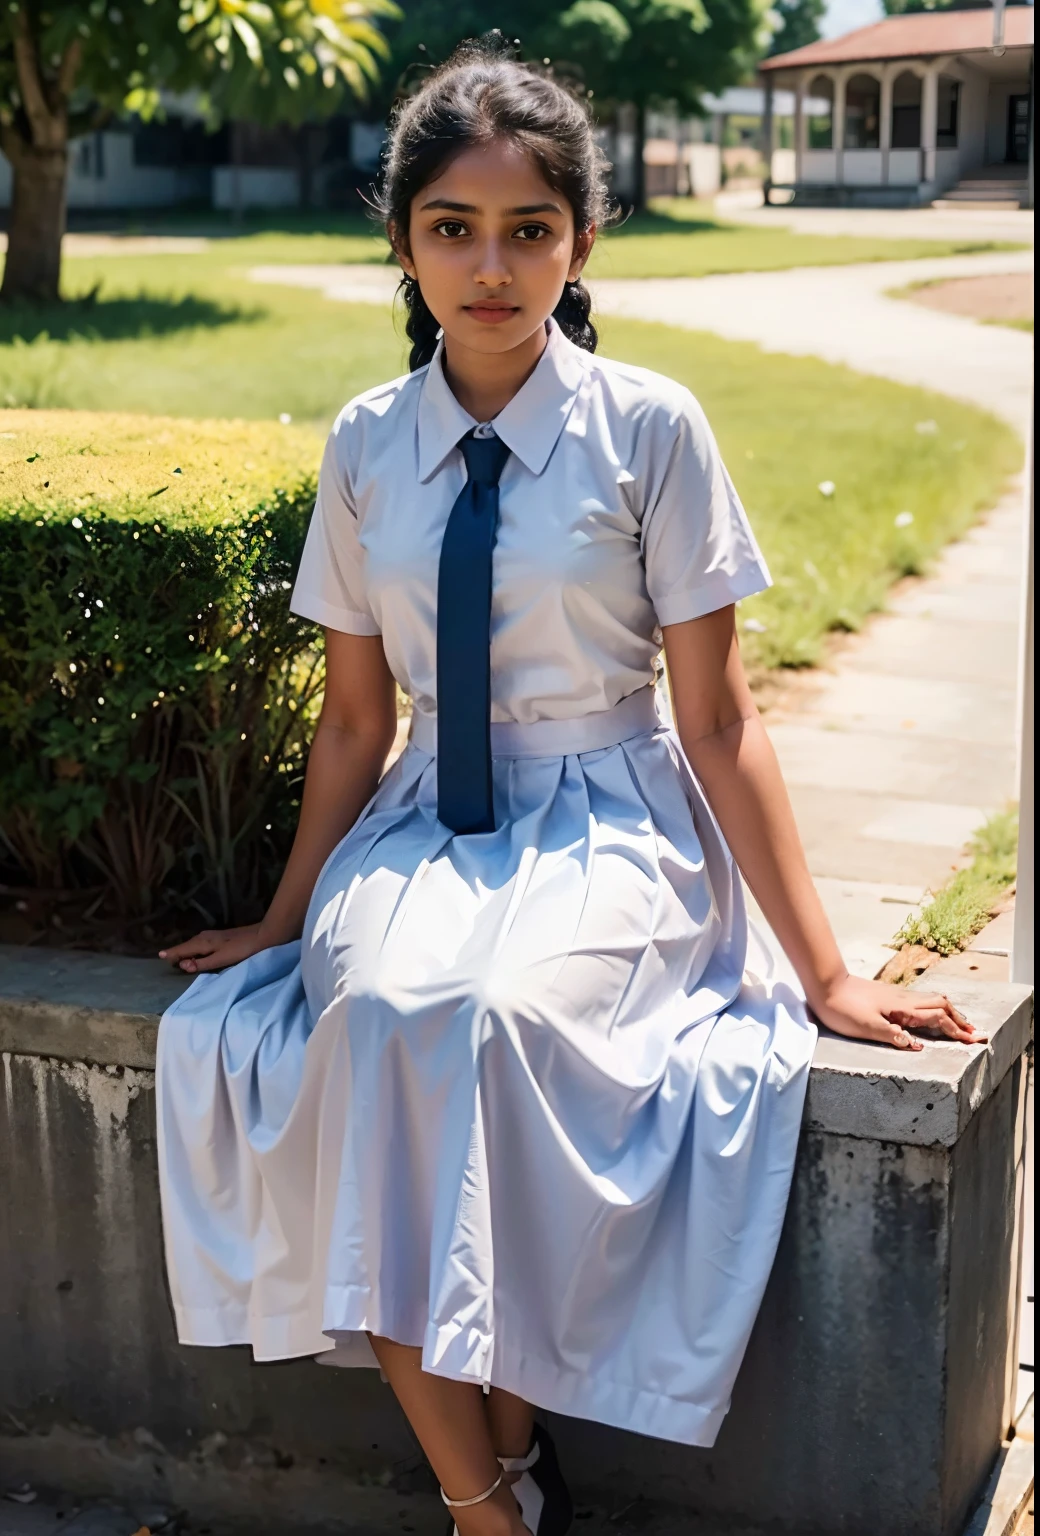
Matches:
[249,249,1032,975]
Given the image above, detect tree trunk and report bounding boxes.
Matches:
[633,104,647,211]
[0,131,68,305]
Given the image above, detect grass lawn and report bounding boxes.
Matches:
[58,198,1023,282]
[588,199,1022,280]
[1,246,1021,669]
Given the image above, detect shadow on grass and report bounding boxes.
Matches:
[0,291,261,345]
[603,206,728,240]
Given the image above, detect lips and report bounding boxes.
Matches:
[464,304,520,325]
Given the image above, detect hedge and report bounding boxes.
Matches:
[0,409,325,935]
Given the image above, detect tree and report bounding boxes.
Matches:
[379,0,771,208]
[0,0,397,306]
[550,0,772,205]
[766,0,825,54]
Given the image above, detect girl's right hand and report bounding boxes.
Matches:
[159,923,269,975]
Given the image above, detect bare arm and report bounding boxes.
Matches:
[161,630,396,973]
[662,607,983,1050]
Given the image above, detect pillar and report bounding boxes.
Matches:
[794,75,805,183]
[921,66,938,187]
[879,67,894,183]
[833,71,847,184]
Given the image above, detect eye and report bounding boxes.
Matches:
[432,219,469,239]
[513,222,551,241]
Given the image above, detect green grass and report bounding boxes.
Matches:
[988,316,1034,333]
[63,201,1023,282]
[894,809,1018,956]
[589,199,1021,280]
[0,246,1021,668]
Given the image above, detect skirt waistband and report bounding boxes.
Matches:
[408,684,663,760]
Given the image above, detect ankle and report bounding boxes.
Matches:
[454,1484,527,1536]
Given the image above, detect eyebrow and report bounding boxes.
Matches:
[419,199,564,215]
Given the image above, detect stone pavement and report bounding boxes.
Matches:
[712,187,1034,246]
[590,249,1034,427]
[251,246,1031,977]
[752,483,1026,978]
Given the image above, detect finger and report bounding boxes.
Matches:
[882,1019,924,1051]
[905,1006,979,1039]
[890,1003,986,1042]
[912,993,972,1029]
[159,933,219,963]
[184,950,233,974]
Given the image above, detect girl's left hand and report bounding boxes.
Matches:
[810,973,987,1051]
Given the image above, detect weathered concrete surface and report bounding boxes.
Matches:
[1,946,1030,1146]
[0,950,1032,1535]
[0,948,186,1071]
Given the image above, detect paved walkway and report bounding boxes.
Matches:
[713,188,1035,247]
[249,248,1032,975]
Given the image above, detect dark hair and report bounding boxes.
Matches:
[376,38,612,371]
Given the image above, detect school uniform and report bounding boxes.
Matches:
[157,318,816,1448]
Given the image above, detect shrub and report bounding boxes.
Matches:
[0,409,325,936]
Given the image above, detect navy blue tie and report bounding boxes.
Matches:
[436,430,511,835]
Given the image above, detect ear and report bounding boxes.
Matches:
[388,220,417,280]
[567,223,596,283]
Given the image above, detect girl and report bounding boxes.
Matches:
[157,42,980,1536]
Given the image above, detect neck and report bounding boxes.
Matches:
[441,323,548,422]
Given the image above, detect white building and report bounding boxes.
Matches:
[760,5,1033,206]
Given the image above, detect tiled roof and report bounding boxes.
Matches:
[762,6,1033,69]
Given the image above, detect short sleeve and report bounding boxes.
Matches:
[640,390,771,628]
[290,420,381,636]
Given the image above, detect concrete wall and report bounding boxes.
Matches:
[0,954,1032,1536]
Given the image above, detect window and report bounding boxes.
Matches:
[845,74,881,150]
[805,76,833,150]
[936,76,960,148]
[891,71,922,150]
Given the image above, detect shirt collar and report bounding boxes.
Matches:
[416,317,587,482]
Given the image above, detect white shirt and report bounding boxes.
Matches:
[291,317,770,724]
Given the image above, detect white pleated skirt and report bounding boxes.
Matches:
[157,699,815,1447]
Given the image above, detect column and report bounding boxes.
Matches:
[833,71,846,184]
[921,66,938,187]
[879,67,894,184]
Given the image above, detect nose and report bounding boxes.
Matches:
[472,235,511,290]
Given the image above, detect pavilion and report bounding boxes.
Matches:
[760,4,1033,207]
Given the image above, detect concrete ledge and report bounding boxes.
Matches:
[963,1435,1035,1536]
[1,944,1033,1536]
[0,945,1032,1146]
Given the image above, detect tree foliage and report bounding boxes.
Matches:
[0,1,397,303]
[766,0,825,55]
[0,0,398,139]
[381,0,770,113]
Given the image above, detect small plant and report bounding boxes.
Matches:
[895,809,1018,956]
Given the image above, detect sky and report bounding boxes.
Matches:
[821,0,884,38]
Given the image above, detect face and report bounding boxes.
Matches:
[394,137,595,358]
